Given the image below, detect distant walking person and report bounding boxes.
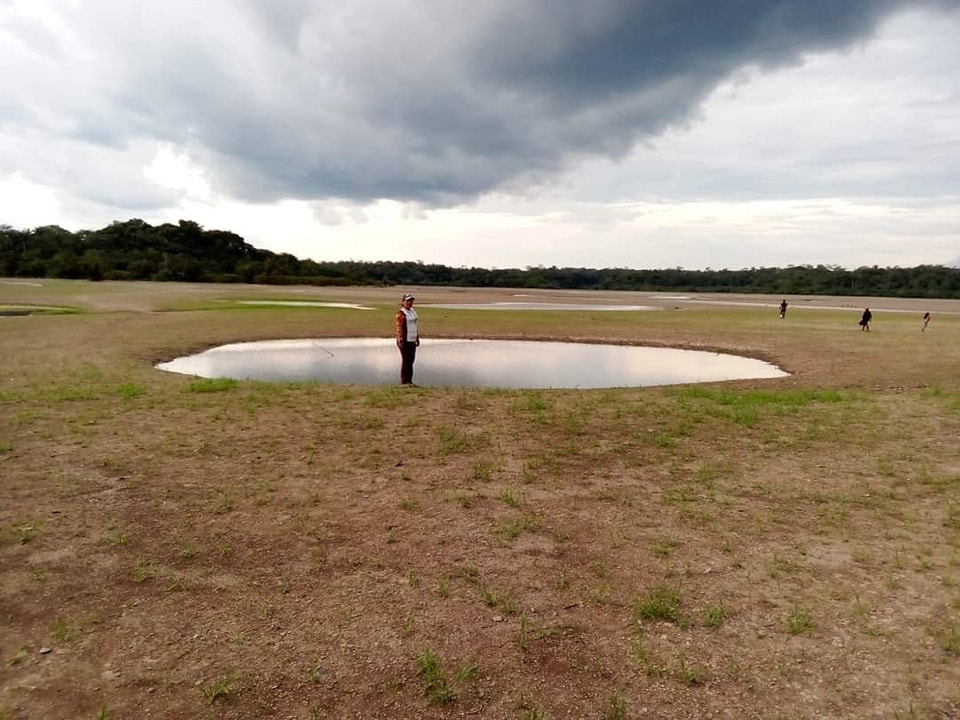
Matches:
[922,311,931,332]
[396,293,420,386]
[779,299,788,319]
[859,308,872,332]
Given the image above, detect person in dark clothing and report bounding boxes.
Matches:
[859,308,872,331]
[395,293,420,385]
[779,299,788,319]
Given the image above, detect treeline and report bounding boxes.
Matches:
[2,219,959,297]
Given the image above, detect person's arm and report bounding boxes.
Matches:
[396,310,406,345]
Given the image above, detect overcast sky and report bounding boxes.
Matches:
[1,0,958,270]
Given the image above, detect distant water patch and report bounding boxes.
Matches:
[237,301,374,310]
[423,302,656,311]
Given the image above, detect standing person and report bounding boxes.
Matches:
[396,293,420,386]
[922,311,931,332]
[859,307,872,332]
[779,299,788,319]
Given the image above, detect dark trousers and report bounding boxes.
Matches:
[399,342,417,384]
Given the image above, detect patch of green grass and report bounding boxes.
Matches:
[632,629,665,678]
[0,442,12,453]
[198,671,239,704]
[603,690,627,720]
[937,624,960,655]
[497,487,525,508]
[211,492,235,514]
[436,427,470,457]
[651,537,678,558]
[455,492,477,509]
[435,576,451,598]
[517,698,548,720]
[471,459,494,481]
[634,584,682,624]
[102,529,128,546]
[944,504,960,531]
[116,382,145,398]
[187,378,239,393]
[703,600,728,628]
[784,604,814,635]
[415,650,456,705]
[49,384,99,402]
[495,514,538,542]
[94,702,114,720]
[167,575,187,592]
[50,617,79,642]
[458,565,480,584]
[767,553,803,579]
[481,584,518,615]
[399,497,420,511]
[519,392,552,413]
[653,432,676,448]
[132,557,159,583]
[12,522,39,544]
[675,652,707,685]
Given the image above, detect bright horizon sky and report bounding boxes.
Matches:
[1,1,959,270]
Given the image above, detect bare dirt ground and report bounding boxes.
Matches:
[1,281,959,719]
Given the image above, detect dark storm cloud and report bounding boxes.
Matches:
[6,0,960,207]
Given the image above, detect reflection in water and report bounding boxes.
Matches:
[424,302,656,311]
[157,338,787,389]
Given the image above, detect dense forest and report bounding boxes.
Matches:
[2,219,959,297]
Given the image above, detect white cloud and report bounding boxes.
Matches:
[143,146,213,201]
[0,172,60,228]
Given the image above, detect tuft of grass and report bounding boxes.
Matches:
[481,584,518,615]
[102,529,128,546]
[703,600,728,628]
[784,604,814,635]
[415,650,456,705]
[471,460,494,481]
[632,630,666,678]
[458,565,480,584]
[937,624,960,655]
[211,492,235,514]
[167,575,187,592]
[634,584,683,624]
[603,690,627,720]
[496,514,538,542]
[50,617,79,642]
[0,442,12,453]
[436,427,470,458]
[198,672,239,704]
[676,651,707,685]
[517,699,548,720]
[12,523,39,544]
[497,487,525,508]
[94,702,114,720]
[132,557,159,583]
[651,537,678,559]
[435,576,451,598]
